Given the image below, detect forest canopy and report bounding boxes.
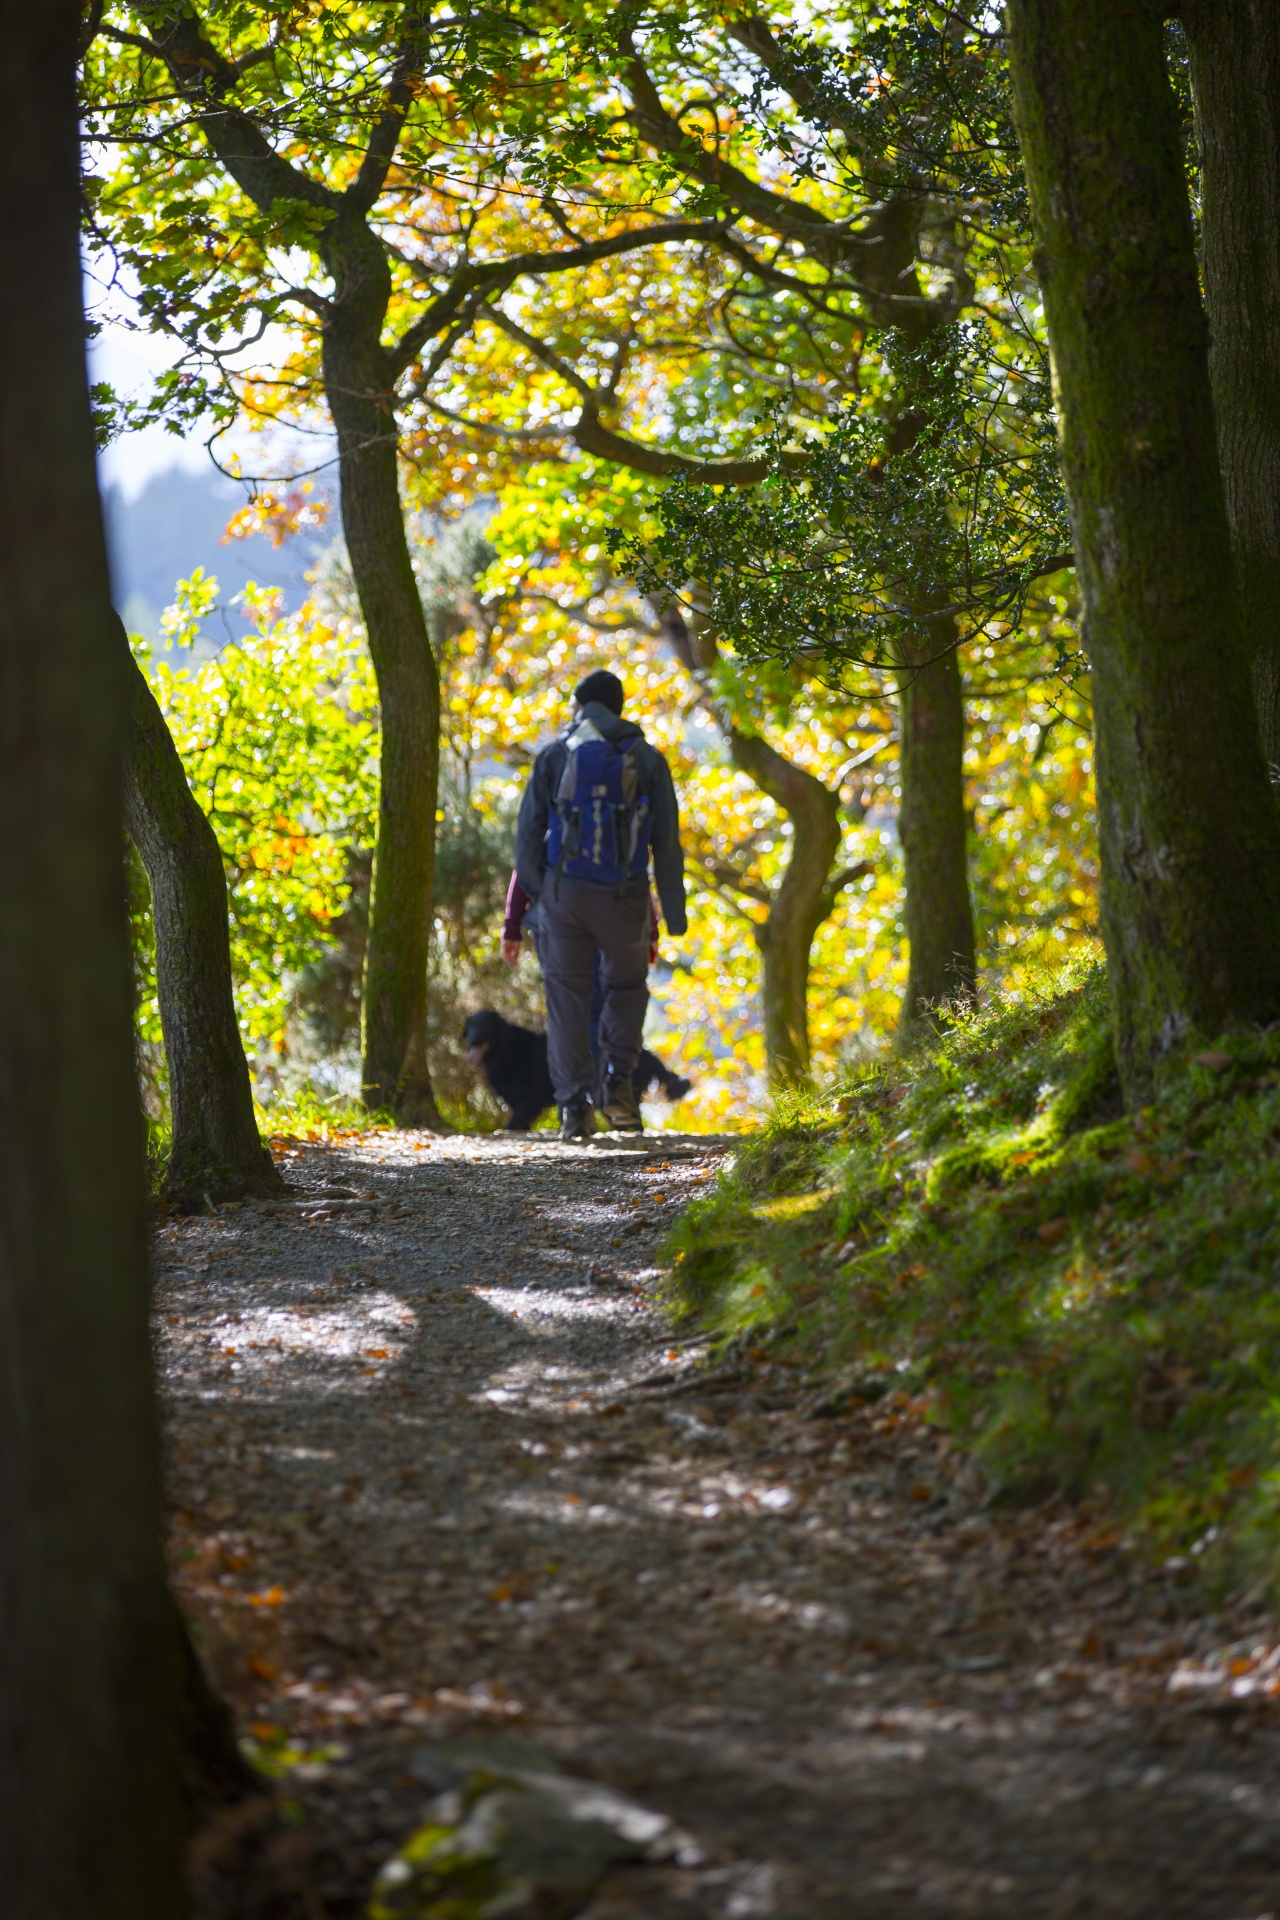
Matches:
[17,4,1280,1909]
[80,0,1109,1141]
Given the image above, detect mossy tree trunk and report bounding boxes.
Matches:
[0,7,188,1905]
[896,620,976,1040]
[319,214,442,1123]
[726,729,850,1084]
[621,31,979,1036]
[669,611,864,1083]
[120,620,281,1208]
[149,7,444,1127]
[1008,0,1280,1099]
[1183,0,1280,766]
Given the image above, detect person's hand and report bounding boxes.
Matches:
[501,938,522,967]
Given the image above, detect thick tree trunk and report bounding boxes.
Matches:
[1183,0,1280,766]
[623,49,981,1042]
[1008,0,1280,1100]
[321,215,443,1125]
[143,9,445,1131]
[0,7,188,1908]
[120,622,281,1208]
[728,729,844,1083]
[896,626,976,1038]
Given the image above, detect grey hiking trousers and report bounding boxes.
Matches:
[537,875,650,1105]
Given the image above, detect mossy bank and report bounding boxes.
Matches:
[665,957,1280,1603]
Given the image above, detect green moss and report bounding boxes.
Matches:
[665,955,1280,1600]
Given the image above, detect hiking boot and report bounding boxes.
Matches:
[559,1095,596,1141]
[601,1069,643,1133]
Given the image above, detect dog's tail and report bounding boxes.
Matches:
[635,1048,692,1103]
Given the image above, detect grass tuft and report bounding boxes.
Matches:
[665,954,1280,1602]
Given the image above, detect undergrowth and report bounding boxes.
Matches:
[666,955,1280,1603]
[145,1084,393,1202]
[257,1083,394,1146]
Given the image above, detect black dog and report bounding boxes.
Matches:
[463,1008,692,1131]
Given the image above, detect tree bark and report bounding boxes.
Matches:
[1182,0,1280,766]
[319,214,443,1124]
[726,730,845,1083]
[1008,0,1280,1100]
[897,625,976,1039]
[670,609,855,1082]
[144,6,444,1128]
[0,6,189,1908]
[120,621,281,1207]
[621,36,980,1035]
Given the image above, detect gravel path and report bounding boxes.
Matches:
[157,1131,1280,1919]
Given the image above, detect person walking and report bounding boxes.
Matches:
[514,670,686,1138]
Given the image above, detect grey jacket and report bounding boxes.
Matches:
[514,702,688,935]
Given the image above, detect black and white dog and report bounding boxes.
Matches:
[462,1009,692,1131]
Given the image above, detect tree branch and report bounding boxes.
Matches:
[822,859,874,906]
[79,0,105,59]
[621,25,951,326]
[727,725,840,821]
[387,220,732,375]
[689,856,773,909]
[726,15,865,145]
[479,305,596,401]
[571,405,776,482]
[139,5,339,215]
[618,29,842,252]
[345,4,431,214]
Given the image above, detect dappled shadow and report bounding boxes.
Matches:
[155,1134,1280,1920]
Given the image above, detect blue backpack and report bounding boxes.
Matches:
[547,728,652,890]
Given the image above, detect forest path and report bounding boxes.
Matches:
[157,1131,1280,1919]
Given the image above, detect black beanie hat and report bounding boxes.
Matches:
[573,669,625,716]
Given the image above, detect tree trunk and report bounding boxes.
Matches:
[1008,0,1280,1100]
[321,215,443,1125]
[668,607,853,1083]
[120,622,281,1208]
[834,197,977,1041]
[141,8,446,1132]
[727,729,844,1083]
[1182,0,1280,767]
[896,625,976,1039]
[0,7,189,1908]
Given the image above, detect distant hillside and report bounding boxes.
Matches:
[103,465,332,649]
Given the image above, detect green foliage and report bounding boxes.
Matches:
[724,1,1028,219]
[667,957,1280,1601]
[614,326,1066,679]
[132,581,379,1056]
[256,1082,392,1144]
[613,322,1071,674]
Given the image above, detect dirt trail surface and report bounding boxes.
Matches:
[157,1133,1280,1919]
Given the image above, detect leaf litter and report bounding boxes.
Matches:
[156,1131,1280,1917]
